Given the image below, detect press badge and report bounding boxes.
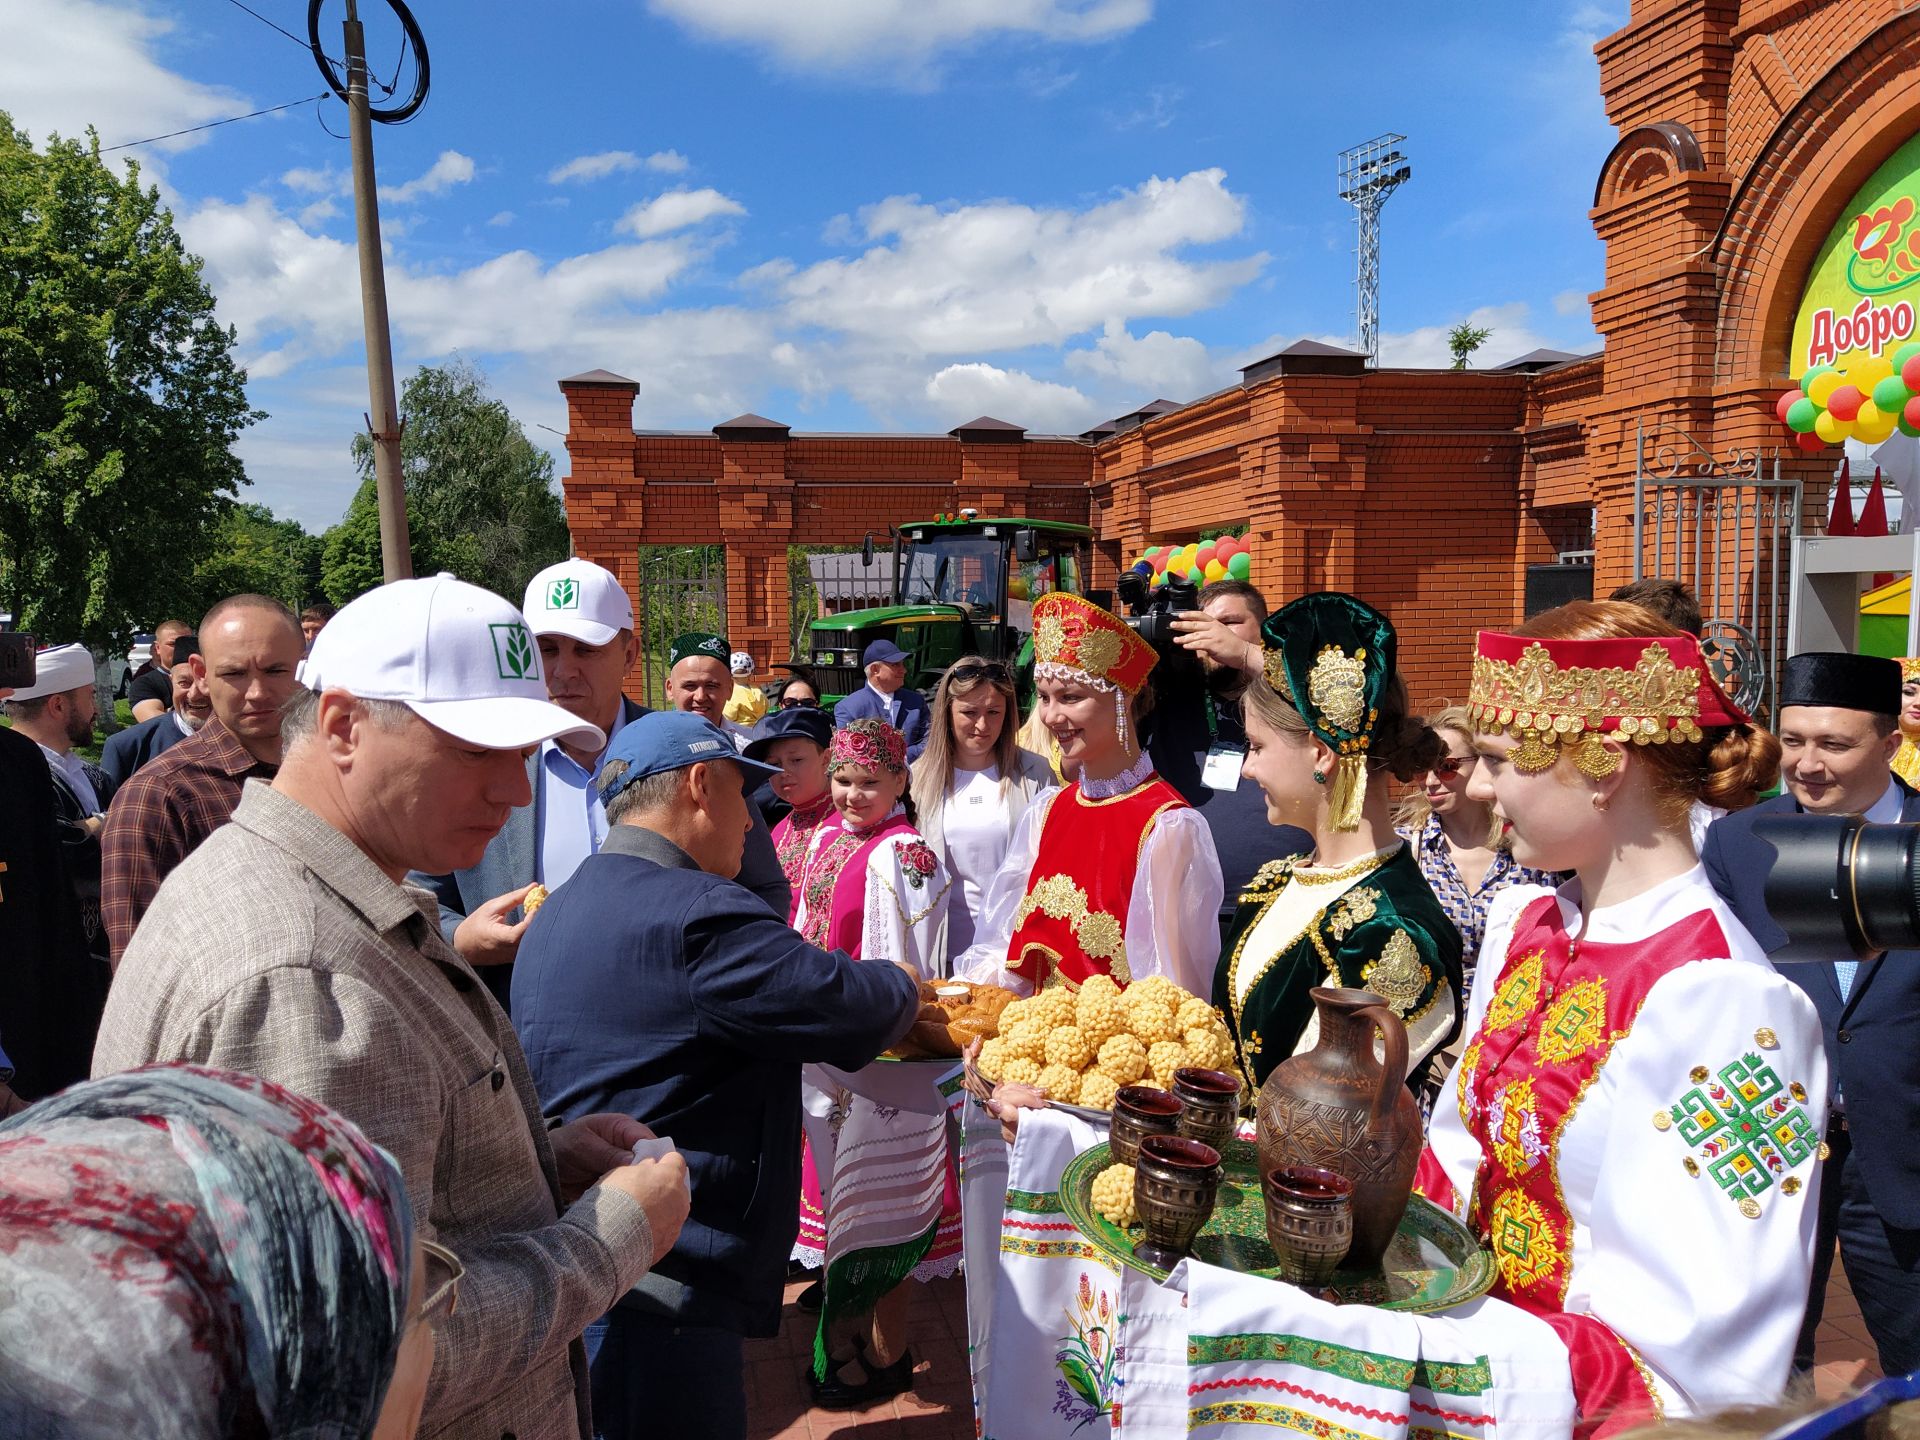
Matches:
[1201,744,1245,791]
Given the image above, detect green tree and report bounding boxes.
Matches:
[1447,322,1493,369]
[187,502,323,616]
[320,359,570,606]
[0,114,260,649]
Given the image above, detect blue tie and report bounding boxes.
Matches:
[1835,959,1859,1001]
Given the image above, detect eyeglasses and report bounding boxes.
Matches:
[777,696,820,710]
[947,659,1013,683]
[1429,756,1474,779]
[415,1238,463,1330]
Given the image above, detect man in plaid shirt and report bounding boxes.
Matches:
[100,595,304,962]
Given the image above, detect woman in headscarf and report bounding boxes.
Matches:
[0,1063,454,1440]
[1220,592,1463,1092]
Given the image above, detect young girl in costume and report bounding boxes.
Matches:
[744,706,836,913]
[789,718,958,1409]
[1894,657,1920,785]
[1410,601,1822,1427]
[956,591,1223,1000]
[1220,592,1464,1092]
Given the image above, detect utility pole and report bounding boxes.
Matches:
[341,0,411,581]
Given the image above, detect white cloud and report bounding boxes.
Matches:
[282,165,347,196]
[771,169,1261,354]
[378,150,475,204]
[924,362,1103,433]
[486,210,516,227]
[1553,287,1589,317]
[645,0,1153,79]
[548,149,691,183]
[0,0,249,154]
[1065,319,1215,399]
[298,198,340,228]
[616,187,747,238]
[1236,302,1597,373]
[1107,83,1182,131]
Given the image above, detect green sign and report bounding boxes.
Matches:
[1791,132,1920,377]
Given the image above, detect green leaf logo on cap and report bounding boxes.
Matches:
[491,622,540,681]
[547,577,579,610]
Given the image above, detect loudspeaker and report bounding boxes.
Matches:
[1524,564,1594,616]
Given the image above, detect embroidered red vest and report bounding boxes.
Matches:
[1417,892,1727,1438]
[1006,776,1188,991]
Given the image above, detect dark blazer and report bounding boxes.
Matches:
[411,697,792,1011]
[512,824,920,1336]
[833,682,931,756]
[45,759,113,967]
[101,711,194,789]
[1701,779,1920,1228]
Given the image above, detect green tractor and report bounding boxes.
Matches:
[796,513,1098,706]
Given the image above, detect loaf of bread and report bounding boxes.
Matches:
[887,981,1019,1059]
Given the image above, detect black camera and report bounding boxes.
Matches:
[1752,815,1920,961]
[1115,571,1199,650]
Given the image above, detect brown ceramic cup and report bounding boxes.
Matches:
[1109,1085,1182,1169]
[1262,1165,1355,1288]
[1132,1134,1223,1270]
[1172,1066,1242,1150]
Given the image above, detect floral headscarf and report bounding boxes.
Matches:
[0,1063,415,1440]
[828,717,907,777]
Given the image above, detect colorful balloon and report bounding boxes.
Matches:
[1857,356,1896,390]
[1906,394,1920,431]
[1776,389,1804,424]
[1186,565,1205,585]
[1204,559,1227,582]
[1802,364,1836,395]
[1196,544,1217,569]
[1873,375,1912,413]
[1227,551,1252,580]
[1905,354,1920,391]
[1895,342,1920,372]
[1827,385,1864,422]
[1785,397,1819,433]
[1809,370,1844,405]
[1796,431,1827,452]
[1814,409,1852,444]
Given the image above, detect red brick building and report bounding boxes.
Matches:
[562,0,1912,706]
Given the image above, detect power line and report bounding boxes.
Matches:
[224,0,343,68]
[99,93,331,152]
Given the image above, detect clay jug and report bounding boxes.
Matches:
[1255,987,1419,1270]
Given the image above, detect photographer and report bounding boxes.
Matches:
[1701,652,1920,1378]
[1134,578,1310,940]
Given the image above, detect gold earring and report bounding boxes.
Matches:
[1572,733,1621,781]
[1591,793,1609,812]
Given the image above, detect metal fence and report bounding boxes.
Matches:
[1633,424,1804,725]
[636,544,727,707]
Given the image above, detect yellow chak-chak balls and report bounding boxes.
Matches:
[1096,1032,1149,1086]
[1000,1056,1043,1087]
[1076,980,1127,1046]
[1127,998,1179,1045]
[1033,988,1077,1028]
[1045,1024,1093,1071]
[1090,1162,1139,1227]
[1147,1040,1189,1083]
[976,1037,1008,1079]
[1183,1027,1233,1073]
[1078,1070,1120,1110]
[1176,996,1217,1032]
[1002,1020,1048,1063]
[1036,1063,1082,1104]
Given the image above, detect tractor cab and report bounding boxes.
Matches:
[798,514,1095,705]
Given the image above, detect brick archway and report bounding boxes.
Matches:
[1713,11,1920,391]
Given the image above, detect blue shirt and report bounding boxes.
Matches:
[534,705,629,885]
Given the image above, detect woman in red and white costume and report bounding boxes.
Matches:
[1415,600,1820,1431]
[954,590,1223,999]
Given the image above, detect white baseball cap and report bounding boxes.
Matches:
[12,643,94,701]
[304,574,605,751]
[523,558,633,646]
[729,650,754,677]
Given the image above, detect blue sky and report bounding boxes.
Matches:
[10,0,1620,531]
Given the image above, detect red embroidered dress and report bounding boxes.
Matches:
[771,795,836,922]
[1415,875,1828,1432]
[1006,774,1189,991]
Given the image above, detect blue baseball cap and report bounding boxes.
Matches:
[862,638,908,666]
[744,705,834,761]
[596,711,778,801]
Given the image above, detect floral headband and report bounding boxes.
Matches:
[1468,631,1747,777]
[828,717,907,776]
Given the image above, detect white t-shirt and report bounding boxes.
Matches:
[942,764,1008,954]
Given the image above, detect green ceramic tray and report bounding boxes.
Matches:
[1057,1138,1496,1313]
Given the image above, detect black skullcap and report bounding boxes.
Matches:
[1779,652,1901,718]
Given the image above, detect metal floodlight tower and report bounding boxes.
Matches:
[1338,134,1412,365]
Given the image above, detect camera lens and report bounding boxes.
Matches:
[1756,815,1920,961]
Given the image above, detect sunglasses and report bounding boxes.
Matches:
[948,659,1013,683]
[1429,755,1474,779]
[776,696,820,710]
[415,1238,463,1330]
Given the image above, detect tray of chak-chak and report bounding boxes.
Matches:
[1059,1138,1496,1312]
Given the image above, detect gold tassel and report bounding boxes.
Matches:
[1327,752,1367,831]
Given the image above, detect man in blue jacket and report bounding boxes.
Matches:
[513,711,921,1440]
[101,656,211,788]
[1701,651,1920,1376]
[831,639,930,755]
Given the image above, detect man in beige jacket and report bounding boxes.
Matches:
[95,573,690,1440]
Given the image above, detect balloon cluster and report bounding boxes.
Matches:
[1129,535,1253,587]
[1778,343,1920,452]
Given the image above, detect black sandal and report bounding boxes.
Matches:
[810,1347,915,1410]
